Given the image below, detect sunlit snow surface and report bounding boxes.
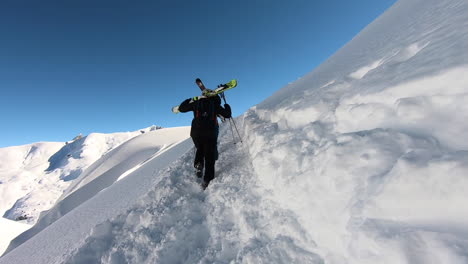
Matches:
[0,219,29,257]
[0,129,158,225]
[0,127,162,256]
[2,0,468,263]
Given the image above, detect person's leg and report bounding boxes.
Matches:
[203,137,218,186]
[215,125,219,161]
[192,137,204,177]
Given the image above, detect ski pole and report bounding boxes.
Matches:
[220,93,237,143]
[228,117,237,143]
[230,117,243,144]
[220,93,243,144]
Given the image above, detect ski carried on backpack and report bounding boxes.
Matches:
[172,78,237,114]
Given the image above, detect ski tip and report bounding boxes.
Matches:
[196,78,206,91]
[225,79,237,89]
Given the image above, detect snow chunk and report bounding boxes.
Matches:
[349,59,384,79]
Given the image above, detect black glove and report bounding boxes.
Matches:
[224,104,232,118]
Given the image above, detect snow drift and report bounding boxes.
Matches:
[2,0,468,263]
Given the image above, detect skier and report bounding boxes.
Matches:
[178,79,232,189]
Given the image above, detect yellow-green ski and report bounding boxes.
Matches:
[172,79,238,114]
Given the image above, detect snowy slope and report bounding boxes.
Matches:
[0,128,158,224]
[0,219,30,257]
[2,0,468,263]
[0,127,160,255]
[0,141,64,223]
[1,127,191,260]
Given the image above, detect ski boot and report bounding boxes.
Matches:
[194,162,203,178]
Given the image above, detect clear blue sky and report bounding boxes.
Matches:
[0,0,396,147]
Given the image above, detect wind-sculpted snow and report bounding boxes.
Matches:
[259,0,468,111]
[243,105,468,262]
[336,66,468,150]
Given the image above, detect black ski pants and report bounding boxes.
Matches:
[192,136,217,184]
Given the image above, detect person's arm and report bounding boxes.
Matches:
[215,96,232,118]
[220,103,232,118]
[178,98,193,113]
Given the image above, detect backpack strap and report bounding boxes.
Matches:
[211,100,215,121]
[193,98,219,125]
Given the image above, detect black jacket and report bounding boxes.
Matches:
[179,95,232,138]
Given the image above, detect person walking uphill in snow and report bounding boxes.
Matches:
[178,79,232,189]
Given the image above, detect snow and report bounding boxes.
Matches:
[0,218,30,256]
[336,66,468,149]
[0,127,161,256]
[0,142,64,223]
[0,129,153,225]
[0,127,191,262]
[2,0,468,263]
[349,59,384,79]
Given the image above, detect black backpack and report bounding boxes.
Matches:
[191,97,219,135]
